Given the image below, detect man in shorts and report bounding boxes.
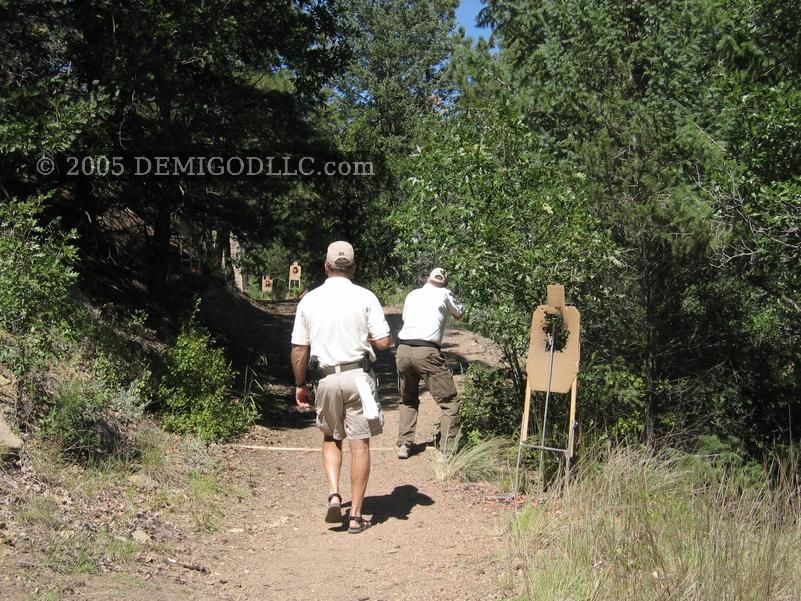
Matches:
[290,241,392,533]
[395,267,465,459]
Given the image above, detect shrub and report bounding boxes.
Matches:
[41,376,145,463]
[367,276,412,306]
[0,195,78,422]
[237,241,292,300]
[159,305,256,441]
[460,364,522,444]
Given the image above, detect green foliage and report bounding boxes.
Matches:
[0,195,78,340]
[395,101,614,396]
[542,312,568,353]
[0,195,78,421]
[335,0,456,147]
[238,242,293,300]
[159,304,255,442]
[365,276,412,306]
[41,376,145,463]
[460,364,522,443]
[686,434,766,487]
[2,0,352,295]
[393,0,801,451]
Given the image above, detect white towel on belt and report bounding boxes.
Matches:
[355,373,380,420]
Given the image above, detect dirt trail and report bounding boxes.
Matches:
[39,288,513,601]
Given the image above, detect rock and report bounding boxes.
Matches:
[127,474,156,490]
[132,529,151,544]
[0,415,22,458]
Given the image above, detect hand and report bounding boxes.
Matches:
[295,385,312,410]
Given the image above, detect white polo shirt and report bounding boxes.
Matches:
[397,283,464,346]
[291,276,390,366]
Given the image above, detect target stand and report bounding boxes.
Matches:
[288,261,302,296]
[512,284,581,502]
[261,275,274,298]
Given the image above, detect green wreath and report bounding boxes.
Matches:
[543,311,569,353]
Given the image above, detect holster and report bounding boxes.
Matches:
[360,353,372,373]
[307,355,324,385]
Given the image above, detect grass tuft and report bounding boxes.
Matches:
[432,437,513,482]
[186,469,226,532]
[507,445,801,601]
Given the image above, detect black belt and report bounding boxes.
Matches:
[397,338,441,351]
[321,360,364,376]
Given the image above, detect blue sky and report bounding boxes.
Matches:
[455,0,491,40]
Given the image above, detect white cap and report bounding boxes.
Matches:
[428,267,447,285]
[326,241,355,268]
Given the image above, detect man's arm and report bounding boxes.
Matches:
[365,291,393,350]
[290,344,311,407]
[447,290,466,321]
[371,335,393,350]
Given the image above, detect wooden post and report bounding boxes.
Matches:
[566,377,578,459]
[520,380,532,442]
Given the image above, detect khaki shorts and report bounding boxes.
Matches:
[314,369,383,440]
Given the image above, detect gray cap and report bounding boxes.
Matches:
[326,241,355,268]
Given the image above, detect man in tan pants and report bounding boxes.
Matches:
[291,241,392,533]
[395,268,465,458]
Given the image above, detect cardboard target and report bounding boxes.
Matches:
[525,285,580,394]
[288,261,302,288]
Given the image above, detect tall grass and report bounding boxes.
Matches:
[508,445,801,601]
[432,437,514,482]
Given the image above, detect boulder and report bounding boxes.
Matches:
[132,529,151,544]
[0,374,13,402]
[0,415,23,458]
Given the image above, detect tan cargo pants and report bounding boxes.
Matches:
[395,344,459,452]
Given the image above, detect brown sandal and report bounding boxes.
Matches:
[325,493,342,523]
[348,515,372,534]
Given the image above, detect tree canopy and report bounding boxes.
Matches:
[1,0,798,452]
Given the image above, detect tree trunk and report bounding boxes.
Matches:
[150,200,172,295]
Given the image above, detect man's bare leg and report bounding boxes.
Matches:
[348,438,371,526]
[322,435,342,496]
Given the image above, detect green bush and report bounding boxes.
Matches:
[684,434,766,488]
[41,376,145,463]
[0,195,78,422]
[159,307,256,441]
[237,241,292,300]
[367,276,412,306]
[460,363,522,444]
